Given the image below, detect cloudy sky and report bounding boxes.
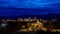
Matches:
[0,0,60,8]
[0,0,60,16]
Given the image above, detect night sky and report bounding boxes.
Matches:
[0,0,60,16]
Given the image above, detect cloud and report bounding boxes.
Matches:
[0,0,60,16]
[0,0,60,8]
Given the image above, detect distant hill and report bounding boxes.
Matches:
[0,13,60,19]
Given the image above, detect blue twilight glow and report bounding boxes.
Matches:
[0,0,60,8]
[0,0,60,16]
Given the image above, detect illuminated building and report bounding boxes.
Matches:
[24,18,30,21]
[18,18,23,22]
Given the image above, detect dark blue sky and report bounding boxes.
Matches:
[0,0,60,16]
